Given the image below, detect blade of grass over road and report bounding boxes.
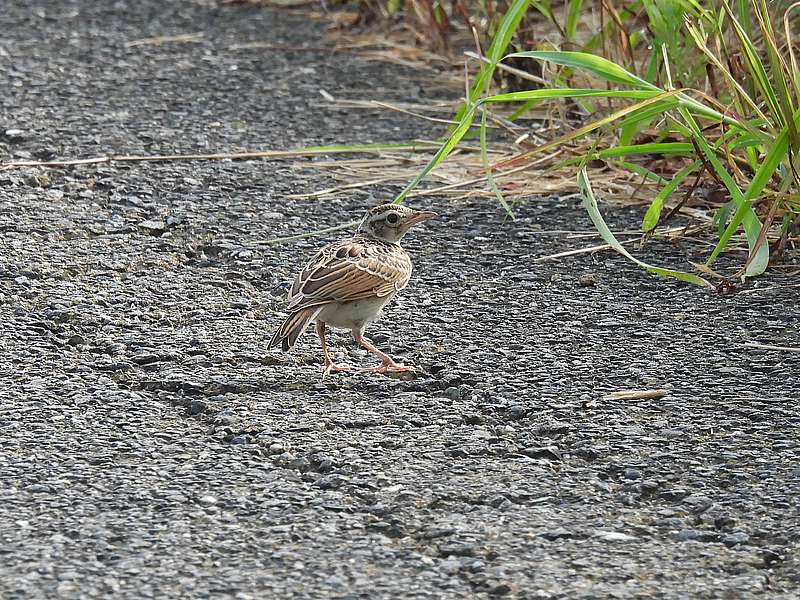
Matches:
[578,168,712,288]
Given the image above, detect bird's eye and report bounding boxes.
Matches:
[386,212,400,225]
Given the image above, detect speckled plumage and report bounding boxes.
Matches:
[268,203,436,376]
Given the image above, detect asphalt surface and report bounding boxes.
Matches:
[1,1,799,599]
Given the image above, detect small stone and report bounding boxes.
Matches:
[488,495,512,509]
[137,219,167,235]
[521,446,562,461]
[443,386,461,401]
[654,517,685,529]
[683,494,713,514]
[721,532,750,547]
[488,582,512,596]
[505,405,527,420]
[439,558,460,575]
[594,530,636,542]
[714,514,736,530]
[25,484,51,493]
[4,128,26,142]
[623,468,642,480]
[198,494,217,506]
[577,273,598,287]
[230,435,250,445]
[438,542,475,557]
[268,443,286,455]
[314,475,343,490]
[67,334,85,346]
[673,529,718,543]
[540,528,572,541]
[659,489,690,501]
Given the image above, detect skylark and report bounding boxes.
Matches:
[269,203,436,376]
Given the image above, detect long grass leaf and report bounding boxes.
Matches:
[493,90,684,168]
[453,0,531,125]
[506,51,660,90]
[578,168,712,287]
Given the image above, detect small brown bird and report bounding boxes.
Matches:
[269,203,436,376]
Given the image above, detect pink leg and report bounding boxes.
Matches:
[351,329,414,374]
[316,321,350,377]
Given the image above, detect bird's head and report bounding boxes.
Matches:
[357,203,437,244]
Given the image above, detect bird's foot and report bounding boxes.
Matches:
[371,360,415,374]
[322,361,352,379]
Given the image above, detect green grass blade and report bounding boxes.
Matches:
[578,168,712,287]
[507,98,543,121]
[506,51,661,90]
[493,90,684,167]
[613,161,668,184]
[505,50,740,129]
[721,0,783,123]
[683,16,769,123]
[484,89,663,102]
[678,106,770,276]
[560,143,695,166]
[394,105,479,203]
[641,160,702,231]
[565,0,584,42]
[598,142,694,157]
[708,125,789,274]
[480,107,514,218]
[453,0,531,125]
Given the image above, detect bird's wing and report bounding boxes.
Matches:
[286,239,412,311]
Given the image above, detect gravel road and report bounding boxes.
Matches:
[1,1,799,598]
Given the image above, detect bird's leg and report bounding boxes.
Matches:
[351,329,414,374]
[317,321,350,377]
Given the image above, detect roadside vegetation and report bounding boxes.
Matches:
[341,0,800,285]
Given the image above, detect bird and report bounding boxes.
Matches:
[268,203,437,376]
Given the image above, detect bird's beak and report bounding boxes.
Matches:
[406,210,438,226]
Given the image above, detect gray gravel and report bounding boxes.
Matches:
[2,1,800,599]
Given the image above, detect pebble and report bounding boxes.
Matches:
[3,128,26,142]
[438,542,476,557]
[682,494,713,514]
[137,220,167,235]
[505,405,527,420]
[25,484,51,493]
[594,530,637,542]
[540,528,573,541]
[198,495,217,506]
[623,468,642,480]
[67,334,85,346]
[673,529,718,543]
[268,443,286,455]
[721,532,750,547]
[185,399,208,415]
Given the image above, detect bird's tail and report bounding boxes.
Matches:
[268,306,321,352]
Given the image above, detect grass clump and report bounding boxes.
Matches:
[371,0,800,283]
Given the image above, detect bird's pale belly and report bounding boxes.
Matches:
[316,293,396,331]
